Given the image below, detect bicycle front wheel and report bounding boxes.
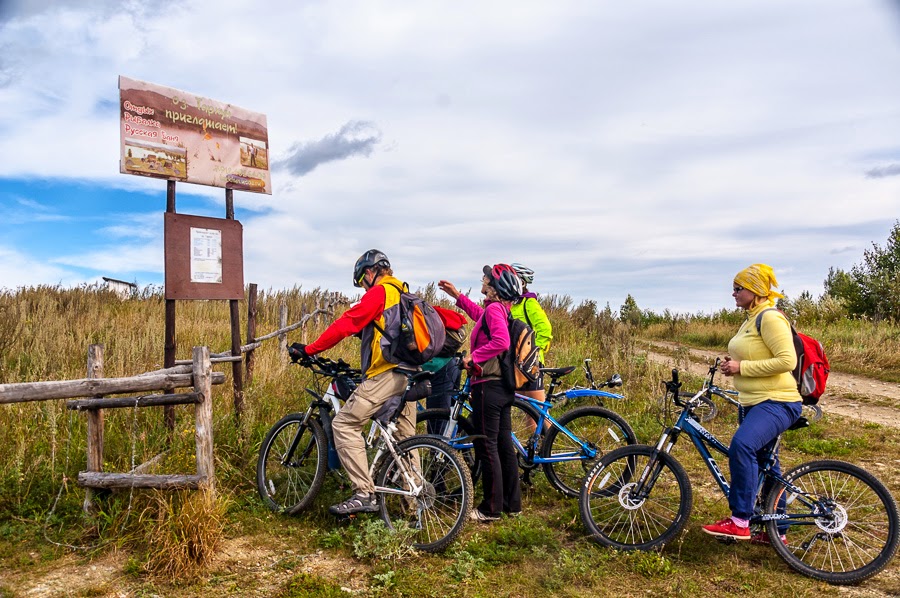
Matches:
[256,414,327,514]
[376,435,474,553]
[764,459,900,585]
[541,406,637,497]
[580,445,692,550]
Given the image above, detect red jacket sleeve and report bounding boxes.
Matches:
[305,286,386,355]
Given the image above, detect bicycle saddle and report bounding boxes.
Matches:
[540,366,576,378]
[401,370,434,383]
[787,416,809,431]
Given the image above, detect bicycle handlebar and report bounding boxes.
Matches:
[666,360,738,410]
[287,347,361,379]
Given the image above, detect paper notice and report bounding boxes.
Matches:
[190,227,223,283]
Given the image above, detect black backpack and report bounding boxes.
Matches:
[480,310,541,390]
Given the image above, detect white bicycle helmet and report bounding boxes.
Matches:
[511,263,534,285]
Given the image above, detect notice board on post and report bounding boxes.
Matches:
[164,213,244,300]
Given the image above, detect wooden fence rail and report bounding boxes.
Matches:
[0,291,344,511]
[173,303,335,366]
[0,371,224,404]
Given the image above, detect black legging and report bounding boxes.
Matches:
[471,380,521,516]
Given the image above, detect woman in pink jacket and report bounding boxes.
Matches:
[439,264,522,522]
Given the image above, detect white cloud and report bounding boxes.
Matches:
[1,0,900,313]
[0,245,79,287]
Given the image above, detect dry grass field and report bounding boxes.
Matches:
[0,285,898,597]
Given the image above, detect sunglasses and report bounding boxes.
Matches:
[733,285,745,293]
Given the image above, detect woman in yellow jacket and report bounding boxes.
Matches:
[702,264,802,543]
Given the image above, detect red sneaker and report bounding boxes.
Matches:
[750,532,787,545]
[702,518,751,540]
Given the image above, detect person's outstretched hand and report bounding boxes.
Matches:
[438,280,461,300]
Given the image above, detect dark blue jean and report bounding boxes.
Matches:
[728,400,802,520]
[471,380,521,517]
[424,358,461,434]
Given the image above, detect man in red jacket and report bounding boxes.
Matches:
[291,250,416,515]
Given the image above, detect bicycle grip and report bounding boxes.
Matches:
[672,369,679,385]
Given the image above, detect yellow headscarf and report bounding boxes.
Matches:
[734,263,785,299]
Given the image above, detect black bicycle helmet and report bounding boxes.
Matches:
[482,263,522,301]
[353,249,390,287]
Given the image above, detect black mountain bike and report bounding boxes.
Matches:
[579,360,899,584]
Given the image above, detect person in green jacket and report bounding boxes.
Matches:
[510,264,553,409]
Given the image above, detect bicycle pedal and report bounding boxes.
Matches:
[715,536,739,545]
[334,512,360,522]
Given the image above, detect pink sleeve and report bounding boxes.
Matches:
[471,303,510,365]
[455,294,484,321]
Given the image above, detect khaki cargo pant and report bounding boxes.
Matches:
[332,368,416,495]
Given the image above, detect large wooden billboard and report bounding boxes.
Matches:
[119,76,271,194]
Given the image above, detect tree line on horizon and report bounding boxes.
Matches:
[618,221,900,327]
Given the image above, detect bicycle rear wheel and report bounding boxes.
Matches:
[580,445,692,550]
[764,459,900,584]
[510,398,545,446]
[256,414,327,514]
[801,403,823,423]
[416,408,480,481]
[541,406,637,497]
[376,435,474,553]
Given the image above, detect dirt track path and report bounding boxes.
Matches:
[641,340,900,429]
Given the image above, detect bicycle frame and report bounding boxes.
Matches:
[512,393,601,464]
[547,358,625,406]
[367,418,424,500]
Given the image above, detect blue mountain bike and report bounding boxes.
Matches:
[417,358,637,497]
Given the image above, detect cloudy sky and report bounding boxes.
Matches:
[2,0,900,313]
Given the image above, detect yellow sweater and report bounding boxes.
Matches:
[727,302,802,406]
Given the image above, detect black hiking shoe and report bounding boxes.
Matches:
[328,493,379,515]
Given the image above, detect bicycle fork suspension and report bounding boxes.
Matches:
[628,429,677,499]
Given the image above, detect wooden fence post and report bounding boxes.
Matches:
[193,346,214,491]
[302,307,309,344]
[229,299,244,422]
[278,301,288,363]
[83,344,104,516]
[245,283,257,384]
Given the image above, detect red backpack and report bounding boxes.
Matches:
[434,305,469,358]
[755,309,830,405]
